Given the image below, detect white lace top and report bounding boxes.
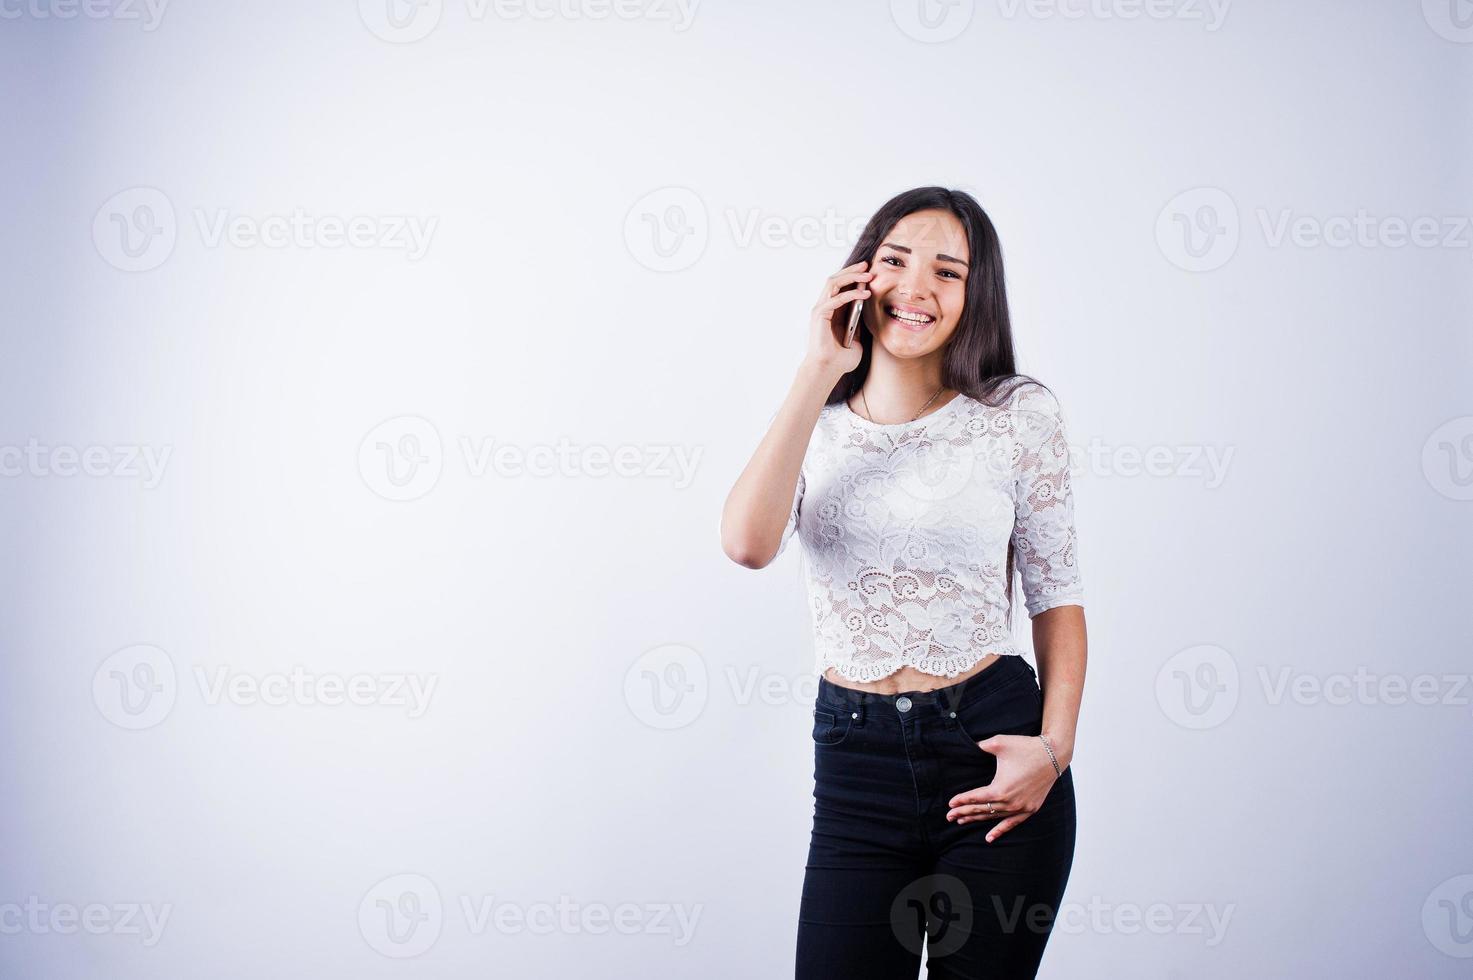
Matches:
[775,380,1084,682]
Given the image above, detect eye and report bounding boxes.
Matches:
[880,254,964,280]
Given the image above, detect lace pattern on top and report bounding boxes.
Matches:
[774,380,1083,681]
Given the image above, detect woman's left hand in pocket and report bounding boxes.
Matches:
[945,734,1058,843]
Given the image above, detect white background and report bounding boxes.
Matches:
[2,0,1471,976]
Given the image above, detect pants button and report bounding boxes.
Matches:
[896,696,912,713]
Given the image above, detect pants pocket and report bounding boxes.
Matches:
[950,670,1042,754]
[811,706,853,747]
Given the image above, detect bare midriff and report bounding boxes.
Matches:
[822,651,1002,695]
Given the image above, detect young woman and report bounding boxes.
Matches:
[720,187,1086,979]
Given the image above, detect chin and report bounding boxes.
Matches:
[872,324,948,359]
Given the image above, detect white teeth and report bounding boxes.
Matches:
[888,307,934,324]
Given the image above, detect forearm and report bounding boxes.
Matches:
[1032,603,1087,770]
[720,359,839,568]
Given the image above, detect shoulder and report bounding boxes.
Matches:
[806,399,848,448]
[989,377,1069,452]
[768,399,847,430]
[816,398,845,428]
[1000,377,1063,419]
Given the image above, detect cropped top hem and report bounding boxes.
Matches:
[818,646,1028,683]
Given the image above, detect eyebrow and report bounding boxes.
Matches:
[879,242,968,267]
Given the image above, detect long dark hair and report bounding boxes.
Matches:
[831,185,1050,627]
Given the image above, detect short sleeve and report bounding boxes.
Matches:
[773,469,804,559]
[1009,384,1083,617]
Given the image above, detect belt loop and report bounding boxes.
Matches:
[933,678,967,720]
[939,692,962,733]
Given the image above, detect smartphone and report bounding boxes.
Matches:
[842,290,864,347]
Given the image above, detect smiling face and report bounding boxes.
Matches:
[862,208,971,362]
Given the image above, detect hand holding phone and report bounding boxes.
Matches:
[843,290,864,348]
[809,261,870,372]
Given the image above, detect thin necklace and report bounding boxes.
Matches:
[859,384,947,424]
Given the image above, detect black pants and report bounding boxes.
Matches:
[795,655,1076,979]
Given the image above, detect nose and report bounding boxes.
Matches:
[897,269,929,302]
